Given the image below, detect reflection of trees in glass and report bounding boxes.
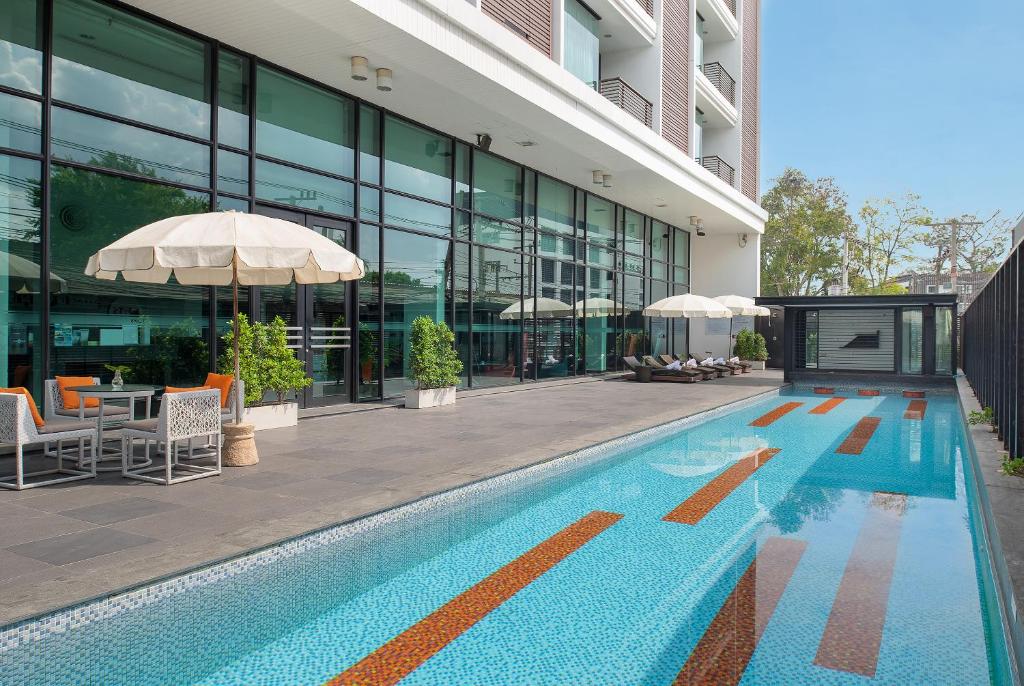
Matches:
[362,270,423,287]
[767,483,844,534]
[129,318,208,385]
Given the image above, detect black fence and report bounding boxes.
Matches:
[961,241,1023,458]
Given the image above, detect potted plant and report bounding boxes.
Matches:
[734,328,769,370]
[219,314,312,430]
[104,363,131,390]
[405,315,463,409]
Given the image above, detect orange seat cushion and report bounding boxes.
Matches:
[0,388,45,427]
[56,376,100,410]
[165,385,212,394]
[204,373,234,408]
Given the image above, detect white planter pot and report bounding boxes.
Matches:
[241,402,298,430]
[743,360,766,370]
[405,386,456,409]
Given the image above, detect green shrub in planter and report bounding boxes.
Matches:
[734,328,768,361]
[219,314,312,405]
[409,316,463,390]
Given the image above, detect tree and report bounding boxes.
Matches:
[916,212,1009,276]
[856,193,930,289]
[760,168,854,296]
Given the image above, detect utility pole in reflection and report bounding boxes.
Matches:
[925,218,983,293]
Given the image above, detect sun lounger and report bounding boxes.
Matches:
[664,354,722,378]
[622,356,701,383]
[685,353,738,376]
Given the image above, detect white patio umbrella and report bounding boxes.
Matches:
[713,294,771,357]
[575,297,627,318]
[84,210,366,424]
[642,293,733,319]
[1,250,67,294]
[499,297,573,320]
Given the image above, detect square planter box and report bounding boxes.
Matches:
[242,402,298,430]
[405,386,456,409]
[743,360,766,371]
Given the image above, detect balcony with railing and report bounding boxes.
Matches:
[599,77,654,128]
[699,62,736,106]
[722,0,736,16]
[700,155,736,187]
[636,0,654,16]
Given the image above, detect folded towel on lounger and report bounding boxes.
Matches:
[701,357,714,366]
[665,360,682,370]
[714,357,726,365]
[685,359,698,368]
[729,356,740,363]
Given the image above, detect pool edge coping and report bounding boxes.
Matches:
[956,372,1024,686]
[0,383,788,647]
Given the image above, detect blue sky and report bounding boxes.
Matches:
[761,0,1024,229]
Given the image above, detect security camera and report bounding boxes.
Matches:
[476,133,492,151]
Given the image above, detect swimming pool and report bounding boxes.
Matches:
[0,387,1015,685]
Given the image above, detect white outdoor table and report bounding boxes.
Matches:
[67,385,161,472]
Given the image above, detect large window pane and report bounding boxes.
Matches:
[454,242,470,388]
[474,152,521,221]
[359,106,381,185]
[532,265,574,379]
[935,306,953,375]
[623,273,646,358]
[474,215,522,251]
[255,159,353,216]
[650,280,669,357]
[0,92,41,153]
[565,0,600,89]
[473,246,522,387]
[901,307,923,374]
[537,176,574,235]
[0,155,42,401]
[455,142,471,210]
[53,0,210,137]
[381,229,452,397]
[357,224,381,399]
[217,148,248,196]
[383,192,450,236]
[623,209,644,255]
[585,194,614,247]
[584,268,617,372]
[256,66,354,176]
[0,0,43,94]
[218,50,250,150]
[673,227,690,266]
[384,116,450,203]
[651,220,669,261]
[49,165,211,385]
[52,107,211,186]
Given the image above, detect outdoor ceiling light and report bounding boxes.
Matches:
[592,170,605,184]
[350,56,369,81]
[602,174,613,188]
[476,133,493,151]
[689,215,706,237]
[738,232,748,247]
[376,68,393,92]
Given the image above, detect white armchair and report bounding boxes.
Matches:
[0,393,97,490]
[121,389,222,485]
[44,378,130,421]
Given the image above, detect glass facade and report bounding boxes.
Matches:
[0,0,691,406]
[564,0,600,89]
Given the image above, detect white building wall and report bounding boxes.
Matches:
[687,231,760,358]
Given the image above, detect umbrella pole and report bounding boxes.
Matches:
[233,254,241,425]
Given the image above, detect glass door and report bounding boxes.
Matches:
[255,206,353,407]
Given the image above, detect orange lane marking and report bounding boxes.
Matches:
[813,387,835,395]
[836,417,881,455]
[904,399,927,420]
[673,537,808,686]
[810,397,845,415]
[814,493,907,677]
[663,448,781,525]
[324,510,623,686]
[858,389,880,396]
[902,390,926,398]
[749,402,803,427]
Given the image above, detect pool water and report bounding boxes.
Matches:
[0,388,1014,685]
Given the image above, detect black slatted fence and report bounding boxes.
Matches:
[961,241,1023,458]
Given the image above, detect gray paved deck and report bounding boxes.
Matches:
[0,370,784,625]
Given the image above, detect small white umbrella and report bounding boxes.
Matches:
[1,251,67,294]
[500,297,573,320]
[85,210,366,423]
[713,294,771,357]
[643,293,733,319]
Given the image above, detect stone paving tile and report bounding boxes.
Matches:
[0,371,785,624]
[8,527,156,566]
[59,496,181,525]
[0,551,54,583]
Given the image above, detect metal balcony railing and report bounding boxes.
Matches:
[701,155,736,187]
[636,0,654,16]
[599,77,654,128]
[700,62,736,106]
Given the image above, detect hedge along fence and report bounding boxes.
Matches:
[961,239,1023,459]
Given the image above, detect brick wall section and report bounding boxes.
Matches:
[661,0,690,154]
[481,0,552,57]
[740,0,760,202]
